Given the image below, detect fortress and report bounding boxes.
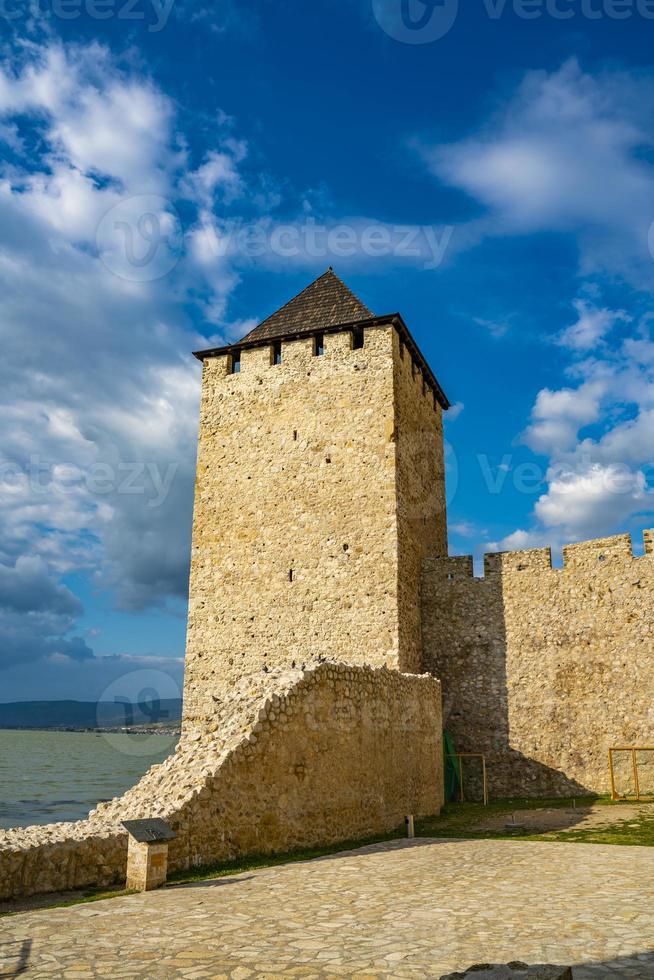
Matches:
[0,269,652,900]
[185,268,654,798]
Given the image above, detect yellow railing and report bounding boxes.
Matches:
[608,747,654,801]
[449,752,489,806]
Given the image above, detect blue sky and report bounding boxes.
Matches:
[1,0,654,701]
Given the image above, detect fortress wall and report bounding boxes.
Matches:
[393,329,448,674]
[422,531,654,797]
[0,665,443,901]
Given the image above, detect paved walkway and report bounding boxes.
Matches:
[0,839,652,979]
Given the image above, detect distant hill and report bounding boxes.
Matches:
[0,699,183,731]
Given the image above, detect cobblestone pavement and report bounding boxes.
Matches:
[0,839,652,979]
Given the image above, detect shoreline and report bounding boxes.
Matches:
[0,726,181,736]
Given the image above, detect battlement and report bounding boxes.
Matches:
[206,322,391,378]
[424,529,654,582]
[195,316,449,412]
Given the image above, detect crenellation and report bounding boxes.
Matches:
[281,336,314,367]
[239,345,271,374]
[427,533,652,585]
[562,533,634,569]
[499,547,553,573]
[424,555,474,580]
[323,330,352,355]
[206,353,231,379]
[483,553,502,577]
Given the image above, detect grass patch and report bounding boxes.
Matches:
[416,796,654,847]
[543,814,654,847]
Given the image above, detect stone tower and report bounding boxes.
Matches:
[183,270,450,729]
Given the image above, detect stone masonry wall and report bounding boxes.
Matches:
[0,664,443,901]
[393,329,447,674]
[183,324,446,730]
[422,531,654,798]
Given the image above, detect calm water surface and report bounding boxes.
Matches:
[0,730,178,829]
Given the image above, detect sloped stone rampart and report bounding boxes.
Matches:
[0,664,442,900]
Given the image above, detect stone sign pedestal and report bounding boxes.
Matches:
[122,819,176,892]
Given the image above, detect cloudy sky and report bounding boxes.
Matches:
[1,1,654,701]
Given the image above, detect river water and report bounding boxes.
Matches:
[0,729,178,830]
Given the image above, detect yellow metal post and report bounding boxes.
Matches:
[608,746,654,801]
[632,748,641,802]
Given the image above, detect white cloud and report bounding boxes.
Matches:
[449,520,476,538]
[523,380,606,455]
[559,299,631,352]
[473,316,510,339]
[181,143,248,207]
[446,401,464,421]
[535,463,648,538]
[496,298,654,550]
[423,60,654,289]
[0,39,258,680]
[488,528,546,553]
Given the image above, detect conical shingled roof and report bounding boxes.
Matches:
[241,268,373,343]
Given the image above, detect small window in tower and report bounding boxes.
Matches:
[352,327,364,350]
[314,333,325,356]
[289,568,294,582]
[271,340,282,366]
[230,352,241,374]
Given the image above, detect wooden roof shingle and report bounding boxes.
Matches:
[241,268,372,342]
